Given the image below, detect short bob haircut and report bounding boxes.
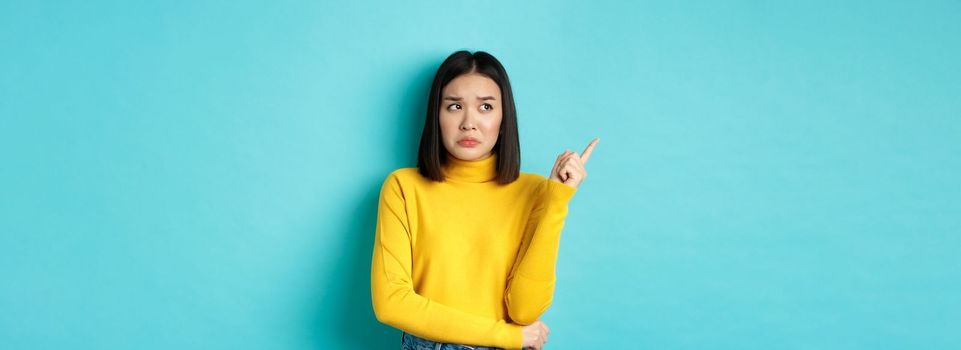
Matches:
[417,50,520,184]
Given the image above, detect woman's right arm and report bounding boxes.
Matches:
[370,172,524,350]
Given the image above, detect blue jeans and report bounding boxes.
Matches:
[401,331,516,350]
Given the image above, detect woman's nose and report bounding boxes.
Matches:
[460,117,477,130]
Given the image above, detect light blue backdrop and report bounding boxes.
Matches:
[2,1,959,349]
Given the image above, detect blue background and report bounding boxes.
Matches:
[2,1,959,349]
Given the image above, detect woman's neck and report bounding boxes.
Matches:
[443,152,498,183]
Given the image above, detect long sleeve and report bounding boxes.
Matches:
[370,173,524,349]
[503,179,577,325]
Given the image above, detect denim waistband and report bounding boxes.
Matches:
[401,331,507,350]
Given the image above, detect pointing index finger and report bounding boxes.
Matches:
[581,137,599,164]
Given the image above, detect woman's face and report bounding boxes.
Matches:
[439,72,503,161]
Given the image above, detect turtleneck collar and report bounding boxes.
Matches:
[443,152,498,183]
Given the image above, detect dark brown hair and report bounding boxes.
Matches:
[417,50,520,184]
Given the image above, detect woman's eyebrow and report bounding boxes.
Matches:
[443,95,497,101]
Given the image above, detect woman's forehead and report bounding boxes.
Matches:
[443,73,500,97]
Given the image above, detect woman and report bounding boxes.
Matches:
[371,50,598,350]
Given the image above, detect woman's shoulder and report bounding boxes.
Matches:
[517,170,546,182]
[516,171,550,190]
[381,168,548,190]
[377,168,421,198]
[383,167,421,183]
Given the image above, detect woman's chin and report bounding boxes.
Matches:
[448,149,492,161]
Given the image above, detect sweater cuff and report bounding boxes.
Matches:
[545,179,577,204]
[493,322,525,350]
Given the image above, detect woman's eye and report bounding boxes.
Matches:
[447,104,461,111]
[481,103,493,111]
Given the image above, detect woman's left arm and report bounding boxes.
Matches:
[503,138,598,325]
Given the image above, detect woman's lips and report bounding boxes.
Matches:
[457,139,479,147]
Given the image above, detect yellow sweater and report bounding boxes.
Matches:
[370,152,577,349]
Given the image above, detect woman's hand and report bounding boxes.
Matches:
[521,319,550,350]
[549,137,599,190]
